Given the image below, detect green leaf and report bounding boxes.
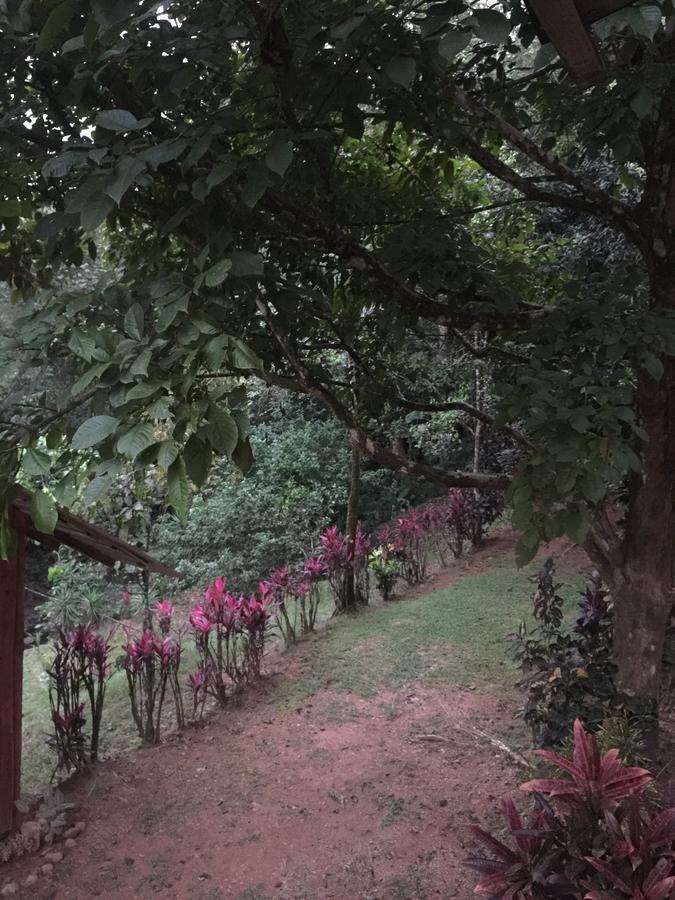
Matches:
[644,353,664,380]
[36,0,76,52]
[471,9,511,43]
[72,415,119,449]
[130,348,152,377]
[385,56,416,88]
[31,490,58,534]
[204,259,232,287]
[71,362,109,394]
[95,109,150,133]
[438,28,472,62]
[157,439,180,470]
[207,158,237,189]
[229,336,262,370]
[105,157,146,204]
[81,474,112,506]
[116,423,156,459]
[229,251,265,278]
[22,447,52,477]
[515,529,539,568]
[562,507,591,545]
[167,456,189,518]
[80,195,115,231]
[265,139,293,177]
[184,435,212,487]
[205,404,238,456]
[232,437,253,474]
[241,163,269,208]
[581,470,606,504]
[123,303,144,340]
[126,382,160,401]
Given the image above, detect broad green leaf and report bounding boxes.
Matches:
[22,447,52,477]
[80,195,115,231]
[72,415,119,449]
[31,490,58,534]
[581,470,606,504]
[265,139,293,177]
[205,404,238,456]
[126,382,160,400]
[438,29,471,62]
[515,529,539,568]
[124,303,144,340]
[167,456,189,518]
[471,9,511,43]
[116,423,156,459]
[130,348,152,376]
[230,251,264,278]
[106,157,146,204]
[184,434,212,487]
[204,259,232,287]
[157,439,180,470]
[241,163,269,208]
[232,437,253,474]
[81,474,112,506]
[95,109,150,133]
[207,158,237,189]
[562,507,591,545]
[36,0,76,51]
[644,353,664,380]
[229,336,262,370]
[71,362,109,395]
[385,56,416,88]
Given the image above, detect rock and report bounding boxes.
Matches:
[64,838,76,850]
[21,820,42,852]
[1,883,18,897]
[43,851,63,864]
[64,826,79,840]
[24,874,39,887]
[42,832,53,846]
[75,821,85,833]
[40,864,53,877]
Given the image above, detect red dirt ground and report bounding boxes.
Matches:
[3,531,586,899]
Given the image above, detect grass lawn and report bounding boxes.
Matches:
[21,550,583,794]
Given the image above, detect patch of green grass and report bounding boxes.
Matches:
[272,565,540,705]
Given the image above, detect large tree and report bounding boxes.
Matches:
[2,0,675,712]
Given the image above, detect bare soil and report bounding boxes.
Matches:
[4,530,587,899]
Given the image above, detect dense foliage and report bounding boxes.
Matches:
[466,719,675,899]
[511,561,617,747]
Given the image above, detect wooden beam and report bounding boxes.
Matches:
[528,0,606,84]
[0,525,26,837]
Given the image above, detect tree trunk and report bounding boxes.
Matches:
[343,445,361,611]
[601,263,675,749]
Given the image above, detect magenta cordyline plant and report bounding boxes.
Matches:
[47,625,112,775]
[320,523,370,610]
[264,565,316,645]
[466,720,675,899]
[122,600,184,745]
[189,577,273,708]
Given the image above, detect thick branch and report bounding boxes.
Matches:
[254,297,511,491]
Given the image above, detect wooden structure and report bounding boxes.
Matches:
[527,0,637,83]
[0,489,177,837]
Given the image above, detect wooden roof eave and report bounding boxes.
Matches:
[10,489,178,578]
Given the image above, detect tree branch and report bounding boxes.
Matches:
[254,296,512,491]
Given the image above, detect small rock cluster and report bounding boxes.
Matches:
[0,789,85,897]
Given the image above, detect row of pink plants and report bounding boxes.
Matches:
[47,625,112,774]
[47,489,502,763]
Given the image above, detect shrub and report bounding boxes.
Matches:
[320,523,370,611]
[122,601,184,744]
[47,626,112,774]
[368,547,399,601]
[189,578,273,706]
[466,720,675,899]
[511,561,617,746]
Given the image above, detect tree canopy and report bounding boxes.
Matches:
[4,0,675,700]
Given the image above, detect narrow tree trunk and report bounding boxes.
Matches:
[343,445,361,611]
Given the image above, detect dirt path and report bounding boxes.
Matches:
[5,530,584,899]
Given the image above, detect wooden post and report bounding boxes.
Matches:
[527,0,605,84]
[0,526,25,837]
